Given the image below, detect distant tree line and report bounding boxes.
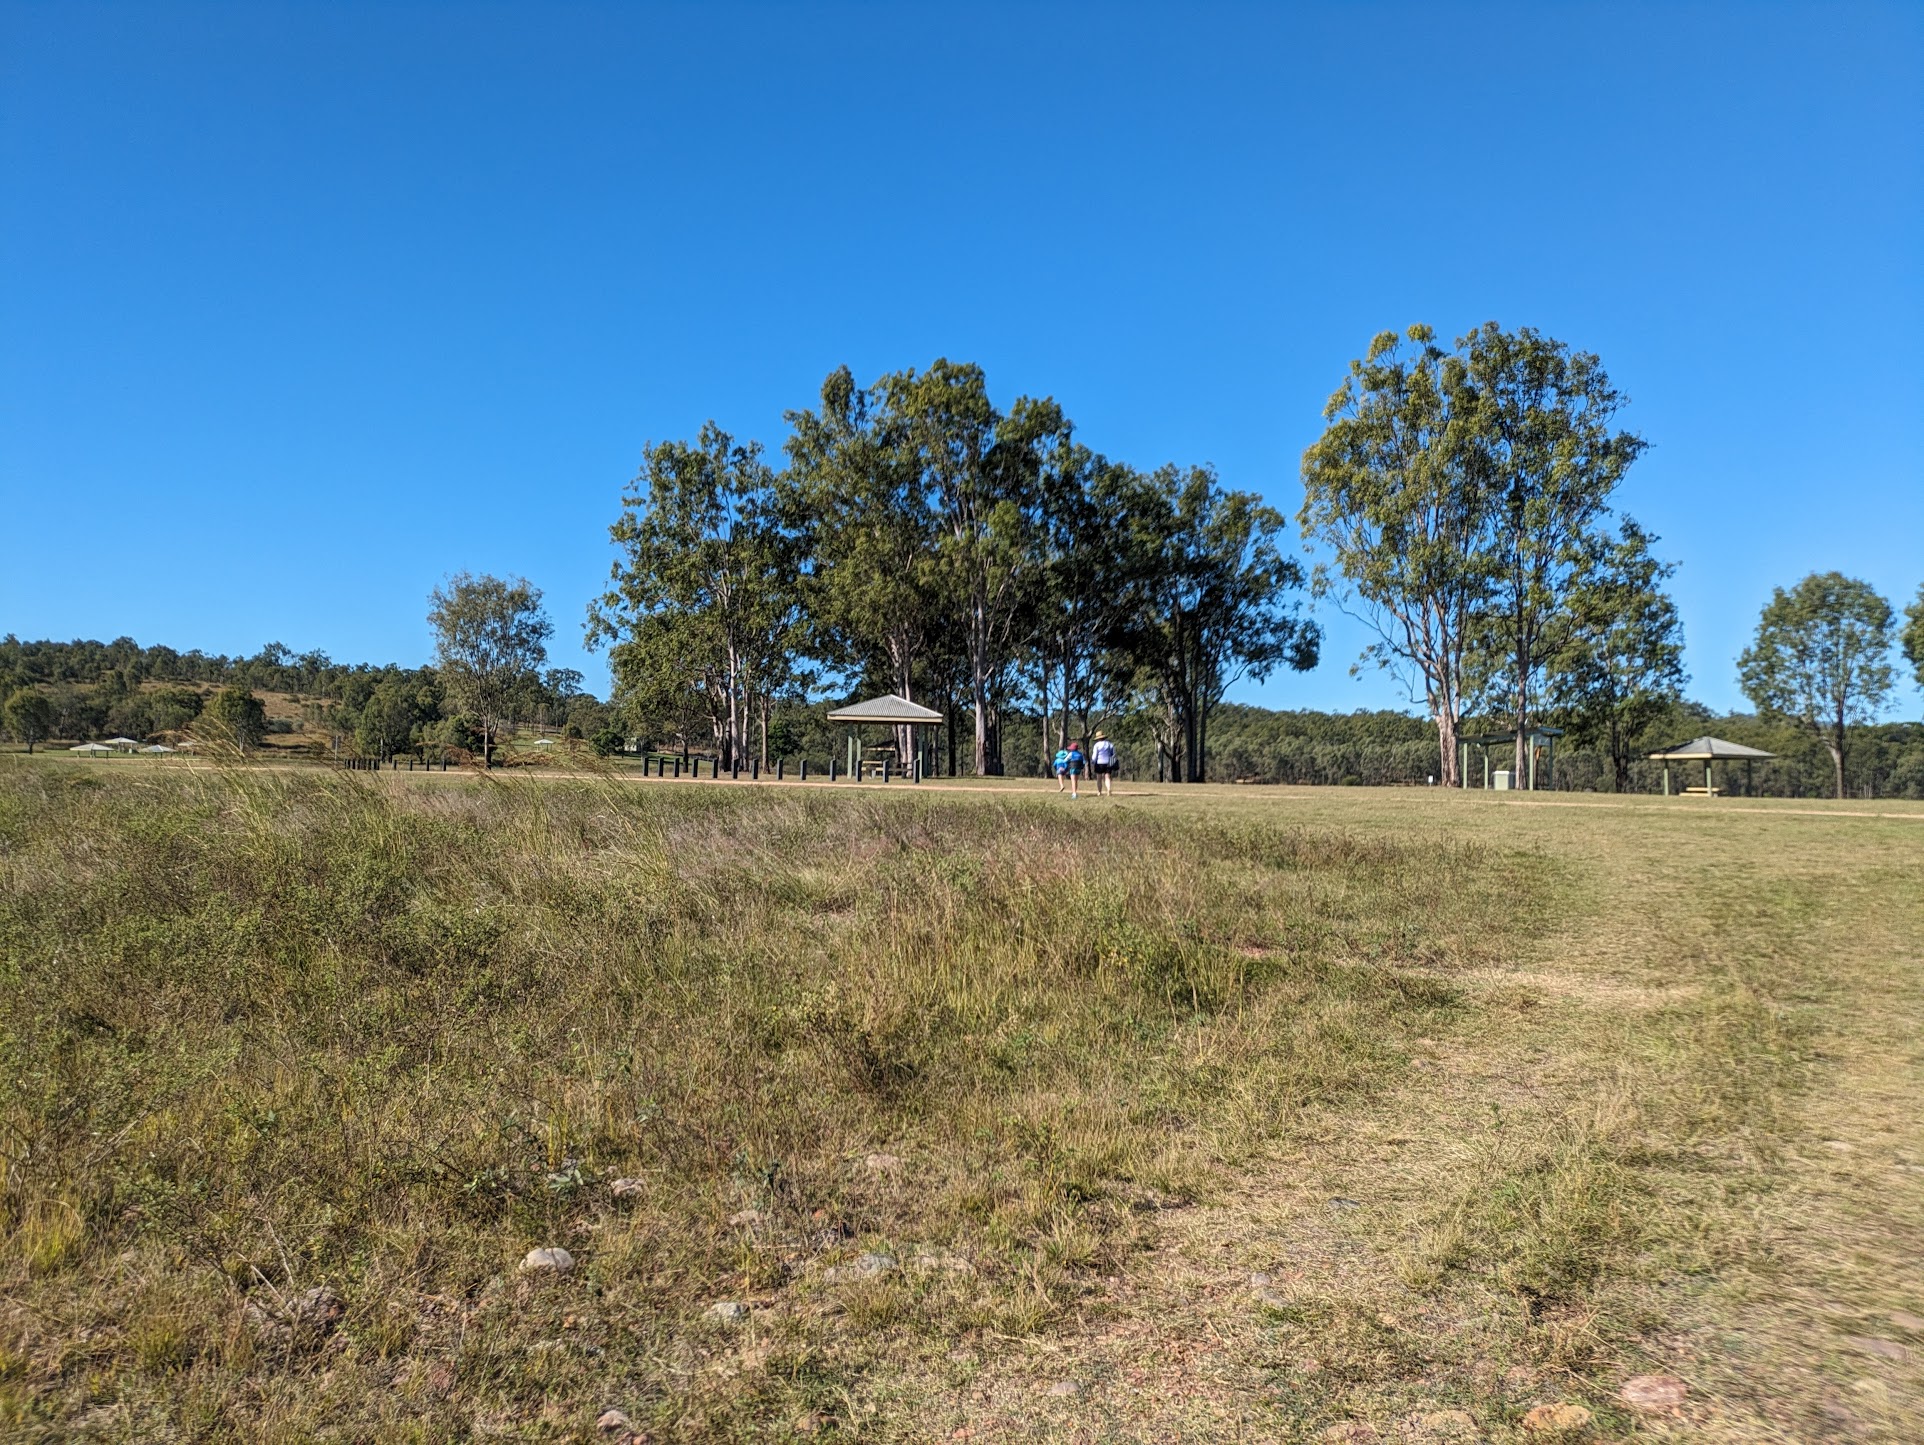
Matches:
[0,628,609,762]
[9,327,1923,795]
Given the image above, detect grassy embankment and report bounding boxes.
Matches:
[1,761,1921,1442]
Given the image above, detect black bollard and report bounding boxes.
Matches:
[673,757,681,778]
[882,760,891,783]
[828,759,836,782]
[776,758,784,780]
[799,759,807,781]
[752,759,760,780]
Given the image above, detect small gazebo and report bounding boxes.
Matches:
[1459,726,1564,791]
[1647,736,1775,797]
[825,694,944,781]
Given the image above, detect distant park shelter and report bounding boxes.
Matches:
[826,693,943,781]
[1647,736,1774,797]
[1459,726,1563,791]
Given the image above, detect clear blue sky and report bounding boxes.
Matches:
[4,2,1920,715]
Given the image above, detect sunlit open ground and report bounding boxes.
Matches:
[3,756,1920,1441]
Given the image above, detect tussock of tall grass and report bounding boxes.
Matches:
[0,765,1530,1437]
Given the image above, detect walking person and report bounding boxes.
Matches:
[1052,742,1071,792]
[1064,737,1086,799]
[1090,731,1117,795]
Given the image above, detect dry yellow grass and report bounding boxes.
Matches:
[1,762,1920,1441]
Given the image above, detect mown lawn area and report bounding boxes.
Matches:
[2,761,1920,1441]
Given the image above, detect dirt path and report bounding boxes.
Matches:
[876,798,1924,1442]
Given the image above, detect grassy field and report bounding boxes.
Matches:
[1,761,1920,1442]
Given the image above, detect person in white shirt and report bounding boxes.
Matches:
[1090,732,1118,795]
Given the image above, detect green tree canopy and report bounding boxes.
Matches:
[1458,323,1647,783]
[590,424,804,767]
[1114,464,1320,782]
[203,685,268,752]
[1548,519,1687,791]
[3,688,54,753]
[1903,583,1924,695]
[427,573,552,767]
[1738,572,1895,798]
[1299,325,1492,785]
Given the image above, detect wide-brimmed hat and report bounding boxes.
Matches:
[1093,731,1107,740]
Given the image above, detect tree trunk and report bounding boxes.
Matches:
[1609,714,1631,793]
[1435,706,1458,788]
[1829,709,1847,799]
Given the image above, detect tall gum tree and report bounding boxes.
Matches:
[1548,519,1687,791]
[1299,325,1492,787]
[1459,324,1647,784]
[589,426,800,768]
[427,573,552,767]
[878,360,1064,775]
[784,367,940,760]
[1738,572,1895,798]
[1117,464,1319,782]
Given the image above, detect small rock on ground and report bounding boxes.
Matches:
[292,1286,345,1328]
[1520,1402,1592,1433]
[1045,1380,1081,1397]
[728,1208,766,1227]
[1329,1196,1362,1210]
[595,1408,632,1435]
[852,1251,897,1275]
[864,1152,903,1173]
[1619,1374,1688,1411]
[706,1301,750,1322]
[609,1178,645,1199]
[519,1247,575,1274]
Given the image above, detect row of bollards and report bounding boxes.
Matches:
[634,754,924,783]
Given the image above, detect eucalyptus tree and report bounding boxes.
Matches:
[1299,325,1494,786]
[1903,584,1924,695]
[876,360,1067,775]
[590,424,803,769]
[1548,519,1687,791]
[783,366,942,748]
[1117,464,1320,782]
[1738,572,1895,798]
[1459,324,1647,784]
[1027,441,1137,757]
[427,573,552,767]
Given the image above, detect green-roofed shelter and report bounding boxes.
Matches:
[1647,736,1775,797]
[826,693,944,781]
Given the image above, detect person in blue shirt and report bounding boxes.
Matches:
[1052,745,1071,792]
[1063,738,1086,798]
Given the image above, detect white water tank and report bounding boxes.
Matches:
[1492,769,1514,790]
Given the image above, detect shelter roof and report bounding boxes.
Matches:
[1647,735,1775,760]
[826,693,945,725]
[1461,726,1565,746]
